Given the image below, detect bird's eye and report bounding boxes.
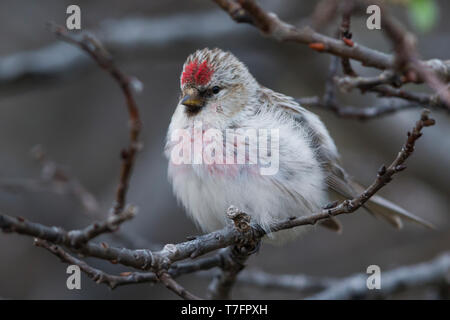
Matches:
[212,86,221,94]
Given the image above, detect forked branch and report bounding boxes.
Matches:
[0,109,435,299]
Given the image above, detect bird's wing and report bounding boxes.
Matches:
[266,174,343,232]
[263,88,433,230]
[258,89,342,232]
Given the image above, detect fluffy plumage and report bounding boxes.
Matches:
[165,48,431,242]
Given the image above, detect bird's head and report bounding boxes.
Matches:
[179,48,258,122]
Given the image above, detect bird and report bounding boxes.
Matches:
[165,48,432,242]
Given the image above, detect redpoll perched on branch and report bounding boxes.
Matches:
[165,48,431,241]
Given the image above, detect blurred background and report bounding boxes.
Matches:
[0,0,448,299]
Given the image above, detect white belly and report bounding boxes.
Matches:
[165,111,329,241]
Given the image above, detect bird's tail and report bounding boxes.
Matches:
[351,182,434,229]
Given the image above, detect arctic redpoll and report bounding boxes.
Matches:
[165,48,431,241]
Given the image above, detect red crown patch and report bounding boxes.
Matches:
[181,60,214,86]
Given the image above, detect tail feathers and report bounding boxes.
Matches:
[350,181,434,229]
[364,201,403,229]
[319,216,343,233]
[364,194,435,229]
[325,164,434,230]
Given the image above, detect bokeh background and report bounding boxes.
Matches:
[0,0,448,299]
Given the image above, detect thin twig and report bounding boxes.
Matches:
[158,271,202,300]
[339,1,357,77]
[50,24,142,215]
[335,71,398,92]
[35,239,155,289]
[67,206,137,247]
[377,1,450,109]
[296,95,422,120]
[0,145,101,218]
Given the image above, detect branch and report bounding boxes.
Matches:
[300,11,447,120]
[214,0,450,78]
[379,2,450,109]
[0,111,435,285]
[38,240,226,290]
[235,269,336,292]
[335,74,446,110]
[30,238,450,300]
[49,24,142,215]
[339,1,357,77]
[308,252,450,299]
[0,209,226,271]
[212,0,254,23]
[297,96,421,120]
[35,239,156,289]
[0,205,136,249]
[207,207,258,299]
[213,0,450,112]
[158,271,202,300]
[67,206,137,246]
[304,53,445,120]
[0,145,101,218]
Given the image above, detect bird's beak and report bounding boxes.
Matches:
[181,92,204,109]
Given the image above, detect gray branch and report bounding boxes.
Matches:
[235,269,336,292]
[308,252,450,299]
